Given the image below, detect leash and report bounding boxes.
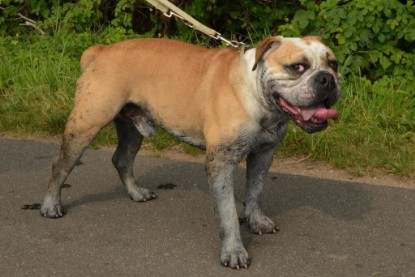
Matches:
[145,0,245,49]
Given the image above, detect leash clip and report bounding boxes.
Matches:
[211,33,245,50]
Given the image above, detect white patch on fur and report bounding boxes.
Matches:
[289,38,331,70]
[242,49,258,92]
[169,130,206,148]
[239,49,272,122]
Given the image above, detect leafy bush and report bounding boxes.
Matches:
[278,0,415,85]
[2,0,414,86]
[177,0,295,42]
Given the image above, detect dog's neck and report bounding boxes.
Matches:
[239,48,277,124]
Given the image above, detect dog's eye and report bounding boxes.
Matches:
[328,60,338,71]
[290,63,307,73]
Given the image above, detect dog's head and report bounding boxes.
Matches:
[251,36,341,133]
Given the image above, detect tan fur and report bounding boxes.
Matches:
[72,39,250,147]
[79,44,105,71]
[302,35,323,42]
[252,37,282,71]
[266,41,306,68]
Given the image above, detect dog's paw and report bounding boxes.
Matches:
[246,210,279,235]
[128,187,157,202]
[220,245,251,269]
[40,196,65,218]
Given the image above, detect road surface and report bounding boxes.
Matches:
[0,138,414,276]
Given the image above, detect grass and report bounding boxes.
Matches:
[279,76,415,177]
[1,32,414,178]
[0,34,79,135]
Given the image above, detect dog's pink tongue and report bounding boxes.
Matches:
[278,98,339,122]
[301,107,339,121]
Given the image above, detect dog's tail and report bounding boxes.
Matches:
[80,45,106,71]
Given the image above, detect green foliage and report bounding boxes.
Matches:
[111,0,135,30]
[179,0,294,43]
[1,0,123,34]
[2,0,414,85]
[0,33,78,135]
[278,0,415,86]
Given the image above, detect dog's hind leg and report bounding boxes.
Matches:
[244,146,279,235]
[112,116,156,202]
[40,115,106,218]
[40,79,122,218]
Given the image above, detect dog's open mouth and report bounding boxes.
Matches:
[277,98,339,132]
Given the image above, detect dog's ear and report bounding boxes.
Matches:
[302,35,323,42]
[252,36,282,71]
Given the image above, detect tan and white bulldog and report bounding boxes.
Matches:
[41,36,341,269]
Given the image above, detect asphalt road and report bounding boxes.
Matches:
[0,138,414,276]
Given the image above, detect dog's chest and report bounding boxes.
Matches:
[246,117,289,153]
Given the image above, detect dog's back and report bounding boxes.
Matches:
[80,44,106,71]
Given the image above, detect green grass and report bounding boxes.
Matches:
[1,33,414,178]
[0,35,77,136]
[279,76,415,177]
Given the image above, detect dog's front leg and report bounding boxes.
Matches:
[206,149,250,269]
[245,146,279,235]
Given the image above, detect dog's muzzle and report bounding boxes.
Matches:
[275,71,340,133]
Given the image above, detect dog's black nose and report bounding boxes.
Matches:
[316,71,335,90]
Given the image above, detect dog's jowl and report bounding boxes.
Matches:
[40,36,340,269]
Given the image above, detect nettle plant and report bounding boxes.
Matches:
[279,0,415,87]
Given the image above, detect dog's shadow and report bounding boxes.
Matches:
[62,155,372,253]
[139,158,372,221]
[65,156,371,222]
[65,185,126,210]
[257,173,372,221]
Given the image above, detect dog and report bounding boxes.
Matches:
[40,36,341,269]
